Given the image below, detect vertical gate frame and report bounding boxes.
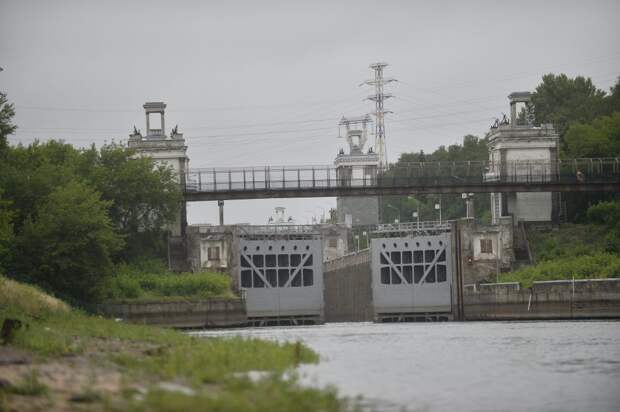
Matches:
[283,253,313,288]
[419,244,447,285]
[379,243,448,285]
[241,254,273,288]
[379,251,407,284]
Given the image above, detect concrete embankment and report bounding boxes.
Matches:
[95,298,247,328]
[464,278,620,320]
[95,278,620,327]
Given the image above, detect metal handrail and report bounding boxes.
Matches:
[187,158,620,172]
[182,158,620,194]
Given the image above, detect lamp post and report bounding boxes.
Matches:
[435,202,442,225]
[386,204,400,222]
[461,193,474,218]
[362,231,368,249]
[413,211,419,230]
[354,234,360,252]
[320,207,326,223]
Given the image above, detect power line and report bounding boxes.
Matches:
[397,52,620,95]
[16,69,618,136]
[13,69,618,150]
[12,104,508,143]
[13,91,368,114]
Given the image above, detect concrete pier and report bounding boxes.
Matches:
[463,278,620,320]
[323,250,373,322]
[95,298,247,329]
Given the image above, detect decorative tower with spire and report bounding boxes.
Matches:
[334,115,380,226]
[485,92,559,225]
[128,102,189,239]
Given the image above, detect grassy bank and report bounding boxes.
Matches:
[0,275,354,411]
[498,224,620,287]
[103,260,234,302]
[527,223,609,262]
[499,252,620,287]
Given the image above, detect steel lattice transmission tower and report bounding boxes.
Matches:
[362,62,396,169]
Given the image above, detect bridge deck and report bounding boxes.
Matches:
[183,158,620,201]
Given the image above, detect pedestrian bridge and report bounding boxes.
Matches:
[183,158,620,201]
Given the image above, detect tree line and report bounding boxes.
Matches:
[382,73,620,224]
[1,73,619,300]
[0,92,182,303]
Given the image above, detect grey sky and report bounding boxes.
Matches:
[1,0,619,225]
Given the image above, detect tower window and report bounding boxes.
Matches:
[480,239,493,254]
[207,246,220,261]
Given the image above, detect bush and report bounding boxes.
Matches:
[499,252,620,287]
[526,223,608,262]
[13,181,123,303]
[586,201,620,226]
[104,262,233,301]
[586,201,620,252]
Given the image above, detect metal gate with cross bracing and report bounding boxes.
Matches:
[239,238,324,324]
[371,233,452,321]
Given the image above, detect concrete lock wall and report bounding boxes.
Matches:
[323,249,373,322]
[95,299,247,329]
[463,278,620,320]
[457,217,514,285]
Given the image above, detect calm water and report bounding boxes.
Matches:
[193,321,620,412]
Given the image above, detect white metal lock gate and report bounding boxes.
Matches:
[371,233,452,318]
[239,238,323,321]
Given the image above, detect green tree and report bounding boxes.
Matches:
[382,135,490,224]
[528,74,620,222]
[87,143,182,260]
[0,140,86,232]
[602,76,620,116]
[0,140,182,262]
[0,92,16,158]
[531,74,607,140]
[15,181,123,302]
[0,191,14,273]
[563,112,620,158]
[586,201,620,253]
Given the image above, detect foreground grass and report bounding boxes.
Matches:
[499,252,620,287]
[104,260,235,302]
[123,376,345,412]
[0,275,354,411]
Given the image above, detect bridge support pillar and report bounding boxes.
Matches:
[167,201,189,272]
[218,200,224,225]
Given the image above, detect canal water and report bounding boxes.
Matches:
[193,321,620,411]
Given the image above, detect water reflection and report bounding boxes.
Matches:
[193,321,620,412]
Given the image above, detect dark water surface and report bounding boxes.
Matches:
[193,321,620,411]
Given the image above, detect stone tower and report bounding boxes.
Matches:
[335,115,380,226]
[128,102,189,270]
[485,92,559,224]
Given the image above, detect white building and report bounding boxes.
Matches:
[335,116,380,225]
[486,92,559,224]
[128,102,189,238]
[267,207,294,225]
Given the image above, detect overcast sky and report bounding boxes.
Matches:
[1,0,619,225]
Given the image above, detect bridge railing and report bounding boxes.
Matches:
[183,158,620,193]
[373,221,454,233]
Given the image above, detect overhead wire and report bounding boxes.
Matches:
[11,62,619,153]
[15,68,617,138]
